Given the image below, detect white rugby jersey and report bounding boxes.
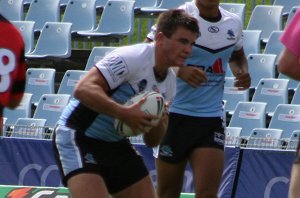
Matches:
[58,43,176,141]
[147,1,243,117]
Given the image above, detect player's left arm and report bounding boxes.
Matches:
[229,48,251,90]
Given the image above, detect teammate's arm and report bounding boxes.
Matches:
[229,48,251,90]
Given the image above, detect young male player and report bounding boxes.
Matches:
[53,9,199,198]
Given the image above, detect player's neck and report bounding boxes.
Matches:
[196,2,220,21]
[153,66,167,82]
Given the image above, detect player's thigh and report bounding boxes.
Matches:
[156,158,187,196]
[112,175,157,198]
[189,148,224,194]
[67,173,109,198]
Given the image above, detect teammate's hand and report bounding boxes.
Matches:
[234,72,251,90]
[177,67,207,88]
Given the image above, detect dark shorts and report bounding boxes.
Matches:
[53,125,148,194]
[158,113,225,163]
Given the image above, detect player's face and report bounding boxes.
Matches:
[163,27,197,66]
[197,0,220,8]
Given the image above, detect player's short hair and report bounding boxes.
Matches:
[156,9,200,39]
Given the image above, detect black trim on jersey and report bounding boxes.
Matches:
[200,10,222,22]
[193,43,235,54]
[0,14,9,23]
[66,102,98,132]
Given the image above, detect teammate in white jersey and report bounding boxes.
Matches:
[53,10,199,198]
[146,1,251,197]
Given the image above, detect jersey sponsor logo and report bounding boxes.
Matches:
[84,153,97,164]
[227,29,236,40]
[0,48,16,92]
[208,26,219,33]
[105,56,129,82]
[187,58,224,74]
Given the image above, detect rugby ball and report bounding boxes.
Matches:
[115,91,165,137]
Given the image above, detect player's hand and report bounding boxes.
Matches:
[234,72,251,90]
[121,97,159,135]
[177,67,207,88]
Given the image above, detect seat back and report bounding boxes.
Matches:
[33,94,71,128]
[27,22,72,58]
[273,0,300,16]
[0,0,24,20]
[228,101,267,138]
[286,130,300,150]
[223,77,249,113]
[247,54,277,89]
[225,127,242,146]
[247,5,283,43]
[269,104,300,139]
[286,6,300,26]
[85,47,117,71]
[157,0,186,9]
[12,21,35,54]
[96,0,135,35]
[63,0,97,32]
[246,128,283,149]
[12,118,47,139]
[278,73,299,91]
[25,0,60,32]
[58,70,88,96]
[3,93,33,126]
[291,84,300,104]
[252,78,289,115]
[263,31,284,65]
[135,0,157,8]
[25,68,56,105]
[242,30,262,57]
[220,3,246,27]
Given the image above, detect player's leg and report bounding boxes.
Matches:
[112,175,157,198]
[156,158,187,198]
[68,173,109,198]
[190,147,224,198]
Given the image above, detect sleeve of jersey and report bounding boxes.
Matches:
[233,16,243,51]
[95,53,131,90]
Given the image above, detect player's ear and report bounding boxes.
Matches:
[155,32,164,45]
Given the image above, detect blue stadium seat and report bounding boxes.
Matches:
[58,70,88,96]
[242,30,262,57]
[25,22,72,59]
[11,118,47,139]
[291,84,300,105]
[223,77,249,114]
[247,54,277,89]
[247,5,283,43]
[0,0,24,21]
[278,73,299,92]
[12,21,35,55]
[268,104,300,140]
[225,126,242,147]
[25,0,60,32]
[286,130,300,150]
[252,78,289,116]
[77,0,135,43]
[228,101,267,139]
[220,3,246,28]
[263,31,284,65]
[286,6,300,27]
[246,128,283,149]
[62,0,97,33]
[33,94,71,128]
[273,0,300,16]
[25,68,56,105]
[3,93,33,126]
[85,46,117,71]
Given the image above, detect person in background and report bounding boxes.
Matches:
[277,9,300,198]
[0,14,27,134]
[146,0,251,197]
[53,9,199,198]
